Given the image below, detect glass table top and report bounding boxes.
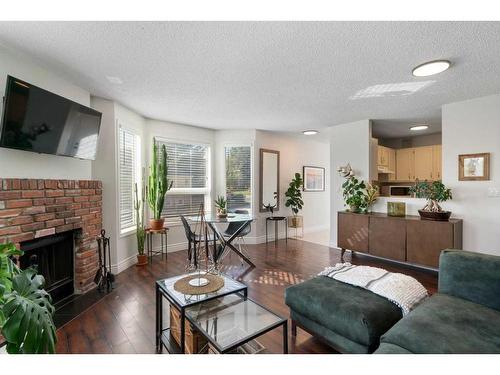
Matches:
[187,213,253,224]
[156,272,247,308]
[185,294,285,352]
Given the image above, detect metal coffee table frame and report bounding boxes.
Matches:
[155,275,248,354]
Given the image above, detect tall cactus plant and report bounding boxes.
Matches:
[147,141,173,220]
[134,182,146,256]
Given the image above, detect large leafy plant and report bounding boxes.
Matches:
[147,141,173,220]
[285,173,304,215]
[342,176,367,213]
[409,181,452,212]
[0,242,56,353]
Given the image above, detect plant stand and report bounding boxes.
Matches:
[146,227,169,264]
[288,215,304,239]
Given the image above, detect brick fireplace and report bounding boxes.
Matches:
[0,178,102,294]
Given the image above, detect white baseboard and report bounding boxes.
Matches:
[111,254,137,274]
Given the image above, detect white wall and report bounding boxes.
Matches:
[442,94,500,255]
[329,119,371,247]
[255,130,330,242]
[0,45,92,179]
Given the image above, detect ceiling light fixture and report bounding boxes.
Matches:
[412,60,451,77]
[302,130,318,135]
[409,125,429,131]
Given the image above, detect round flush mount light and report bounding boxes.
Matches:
[409,125,429,131]
[302,130,318,135]
[412,60,451,77]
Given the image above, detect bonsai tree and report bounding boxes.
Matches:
[342,176,366,213]
[409,180,452,212]
[214,195,227,217]
[0,242,57,353]
[134,182,147,266]
[147,141,173,229]
[285,173,304,216]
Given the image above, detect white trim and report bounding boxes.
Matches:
[111,254,138,274]
[149,240,189,253]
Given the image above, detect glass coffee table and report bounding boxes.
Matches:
[155,272,247,354]
[185,294,288,354]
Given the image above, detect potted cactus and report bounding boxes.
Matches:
[215,195,228,218]
[147,141,173,230]
[134,182,147,266]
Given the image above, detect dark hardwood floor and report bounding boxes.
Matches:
[55,239,438,354]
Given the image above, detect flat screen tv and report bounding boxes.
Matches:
[0,75,102,160]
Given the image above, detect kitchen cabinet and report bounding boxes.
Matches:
[396,148,415,181]
[388,148,396,181]
[377,146,390,167]
[432,145,442,180]
[414,146,433,180]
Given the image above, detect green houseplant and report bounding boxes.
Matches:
[342,176,367,213]
[409,180,453,221]
[0,242,56,353]
[134,182,147,266]
[147,141,173,230]
[285,173,304,228]
[214,195,227,218]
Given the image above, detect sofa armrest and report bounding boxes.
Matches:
[438,249,500,311]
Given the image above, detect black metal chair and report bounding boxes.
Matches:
[180,215,215,267]
[223,209,251,261]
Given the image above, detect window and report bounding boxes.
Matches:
[118,127,141,234]
[156,139,210,223]
[225,145,252,213]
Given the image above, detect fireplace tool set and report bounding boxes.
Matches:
[94,229,114,292]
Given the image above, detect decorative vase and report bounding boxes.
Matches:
[149,218,164,230]
[418,210,451,221]
[216,208,227,218]
[136,254,148,266]
[349,205,360,213]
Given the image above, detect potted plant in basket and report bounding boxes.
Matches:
[134,183,147,266]
[342,176,367,213]
[147,141,173,230]
[285,173,304,228]
[214,195,228,218]
[0,242,57,353]
[409,180,453,221]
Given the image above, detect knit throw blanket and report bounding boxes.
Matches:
[319,263,428,315]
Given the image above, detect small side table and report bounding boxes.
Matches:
[266,216,288,244]
[146,227,169,263]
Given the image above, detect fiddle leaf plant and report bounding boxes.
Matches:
[0,242,56,354]
[285,173,304,216]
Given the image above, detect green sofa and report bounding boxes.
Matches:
[285,249,500,354]
[376,250,500,353]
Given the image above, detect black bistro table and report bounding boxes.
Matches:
[155,272,247,354]
[188,214,255,268]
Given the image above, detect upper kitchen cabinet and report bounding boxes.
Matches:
[396,147,415,181]
[432,145,442,180]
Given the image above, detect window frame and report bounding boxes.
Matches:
[117,124,142,236]
[223,143,254,215]
[154,136,212,226]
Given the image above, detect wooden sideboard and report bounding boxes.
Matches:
[338,211,463,268]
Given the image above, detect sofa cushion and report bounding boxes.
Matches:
[379,293,500,353]
[285,276,402,347]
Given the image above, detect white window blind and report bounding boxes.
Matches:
[155,139,210,222]
[119,127,141,233]
[225,146,252,213]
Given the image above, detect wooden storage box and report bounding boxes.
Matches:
[170,305,208,354]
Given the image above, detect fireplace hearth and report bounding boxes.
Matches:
[20,230,75,304]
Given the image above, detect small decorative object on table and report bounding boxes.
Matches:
[410,180,453,221]
[147,140,173,230]
[214,195,228,218]
[387,202,406,217]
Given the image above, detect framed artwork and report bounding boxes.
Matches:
[459,153,490,181]
[303,166,325,191]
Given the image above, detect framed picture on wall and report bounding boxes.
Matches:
[459,153,490,181]
[303,166,325,191]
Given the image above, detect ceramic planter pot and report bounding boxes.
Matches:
[418,210,451,221]
[136,254,148,266]
[149,218,164,230]
[216,208,227,218]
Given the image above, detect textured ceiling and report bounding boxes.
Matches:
[0,21,499,134]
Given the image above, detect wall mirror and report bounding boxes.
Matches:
[259,148,280,212]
